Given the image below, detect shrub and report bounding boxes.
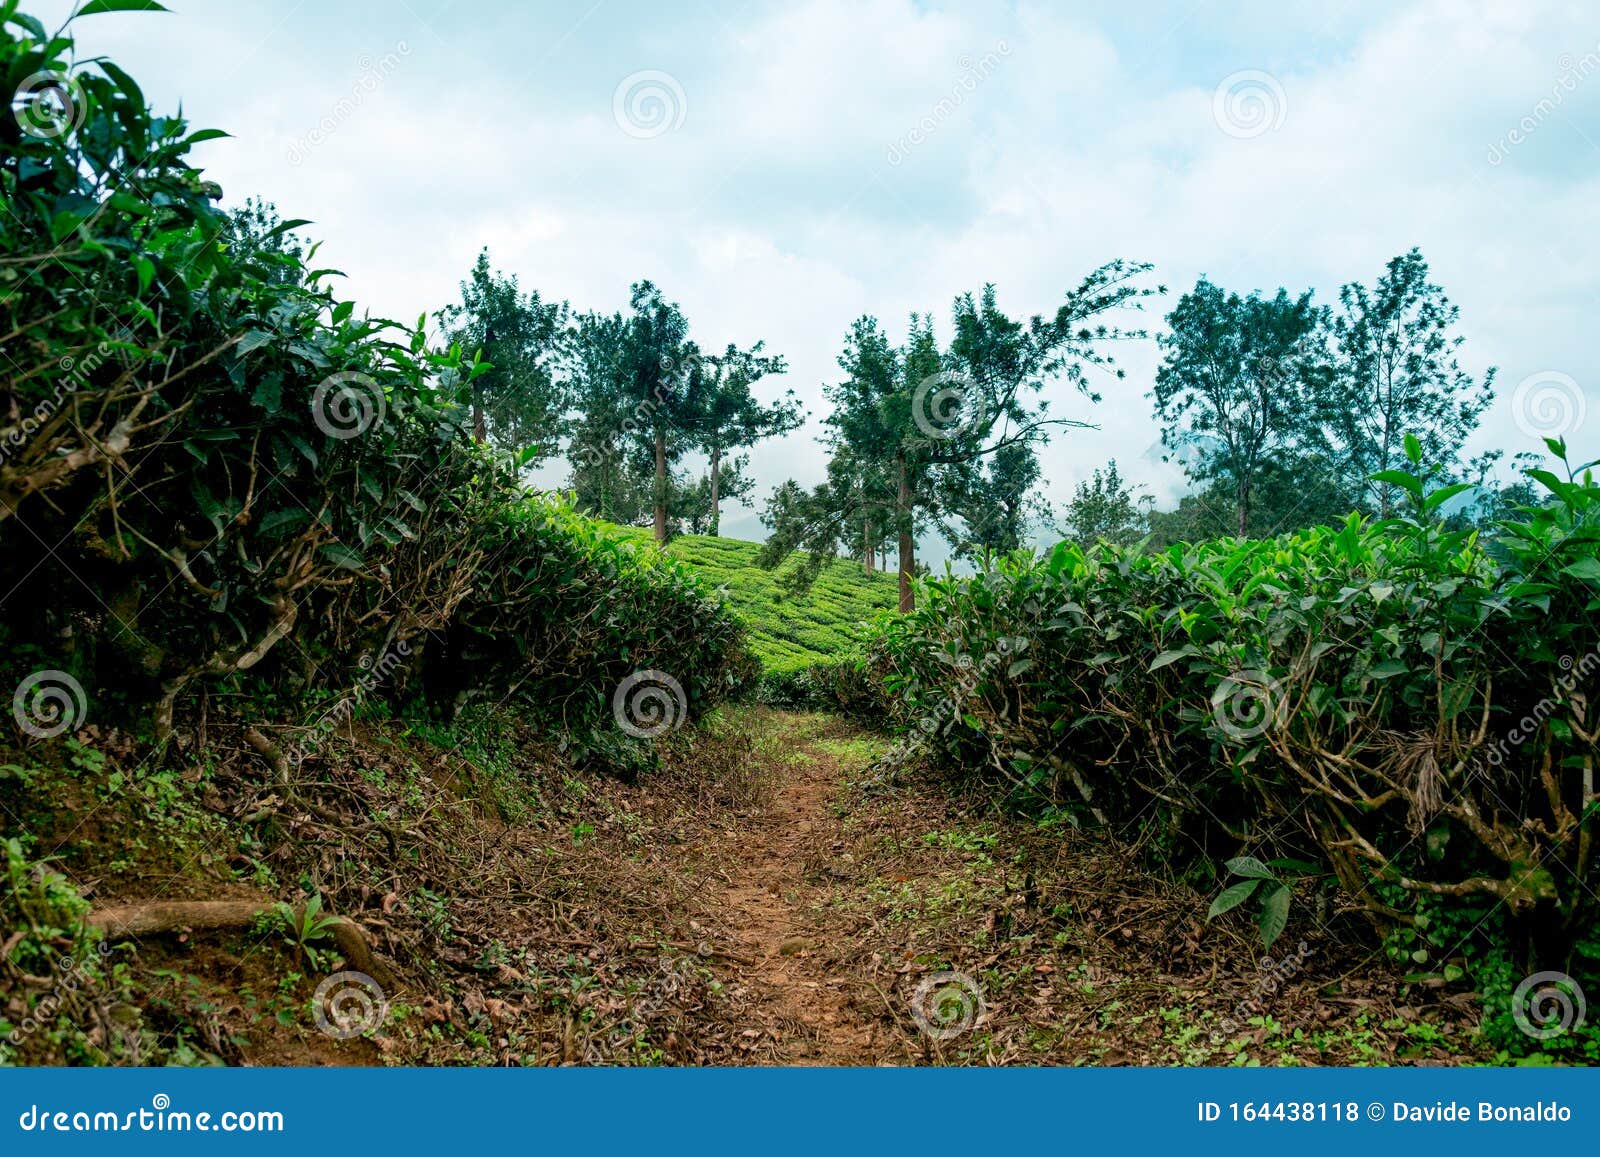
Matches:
[0,7,748,755]
[873,445,1599,1041]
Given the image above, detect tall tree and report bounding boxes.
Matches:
[1151,279,1331,536]
[564,310,637,521]
[1328,249,1496,517]
[935,441,1046,562]
[437,248,568,454]
[615,281,696,542]
[763,262,1156,609]
[685,342,801,536]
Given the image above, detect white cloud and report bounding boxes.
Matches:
[32,0,1600,551]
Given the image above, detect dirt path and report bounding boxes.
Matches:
[704,720,884,1063]
[660,708,1491,1067]
[206,705,1494,1067]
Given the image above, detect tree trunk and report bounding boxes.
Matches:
[472,403,487,444]
[1237,476,1250,538]
[896,451,914,612]
[863,517,873,574]
[708,444,721,537]
[653,426,668,542]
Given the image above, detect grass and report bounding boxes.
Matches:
[611,529,896,672]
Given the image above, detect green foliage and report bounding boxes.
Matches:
[871,448,1600,1035]
[611,529,896,677]
[761,268,1159,604]
[1206,856,1308,949]
[1058,458,1154,547]
[0,7,748,753]
[1152,277,1329,536]
[437,247,569,455]
[267,894,341,971]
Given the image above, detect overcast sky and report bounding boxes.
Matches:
[39,0,1600,546]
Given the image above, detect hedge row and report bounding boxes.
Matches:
[868,454,1599,1051]
[0,9,748,754]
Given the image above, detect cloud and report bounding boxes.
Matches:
[34,0,1600,553]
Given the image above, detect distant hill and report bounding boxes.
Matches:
[612,529,897,672]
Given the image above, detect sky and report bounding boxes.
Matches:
[34,0,1600,548]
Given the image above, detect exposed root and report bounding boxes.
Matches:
[86,900,395,988]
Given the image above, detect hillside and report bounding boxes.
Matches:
[613,529,896,672]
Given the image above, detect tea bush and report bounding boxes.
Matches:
[874,443,1599,1046]
[0,7,748,752]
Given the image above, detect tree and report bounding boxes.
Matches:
[1328,249,1496,517]
[1143,455,1354,547]
[1151,278,1332,536]
[936,441,1047,562]
[1058,459,1153,547]
[685,343,801,536]
[437,248,568,454]
[763,263,1157,609]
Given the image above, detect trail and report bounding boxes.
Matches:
[649,709,1483,1067]
[700,717,885,1063]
